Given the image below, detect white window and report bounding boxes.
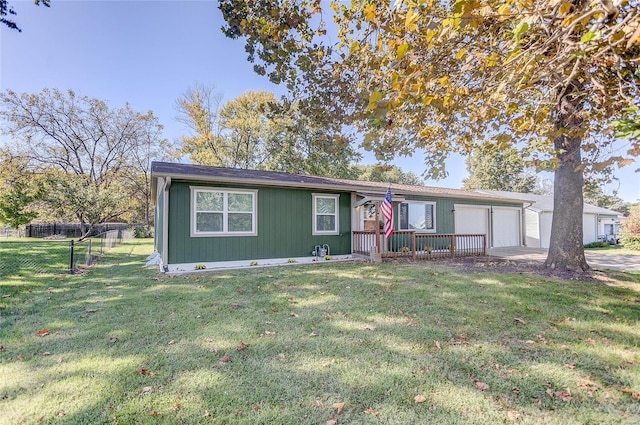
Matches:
[313,194,340,235]
[191,187,257,237]
[399,202,436,232]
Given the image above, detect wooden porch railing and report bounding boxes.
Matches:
[352,230,486,260]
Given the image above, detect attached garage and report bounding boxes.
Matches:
[492,207,521,247]
[477,191,624,248]
[454,205,521,248]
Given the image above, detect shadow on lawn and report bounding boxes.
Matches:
[1,251,639,424]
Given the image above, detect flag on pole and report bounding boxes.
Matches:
[381,187,394,238]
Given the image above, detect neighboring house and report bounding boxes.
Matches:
[477,191,625,248]
[151,162,526,271]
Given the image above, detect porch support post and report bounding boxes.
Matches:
[412,231,417,260]
[375,202,381,255]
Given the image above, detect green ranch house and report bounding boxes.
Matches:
[151,162,527,272]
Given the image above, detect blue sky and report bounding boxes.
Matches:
[1,0,638,202]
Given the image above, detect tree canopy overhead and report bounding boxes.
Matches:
[220,0,640,271]
[0,0,49,32]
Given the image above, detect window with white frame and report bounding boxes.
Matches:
[191,187,257,236]
[399,202,436,232]
[313,194,339,235]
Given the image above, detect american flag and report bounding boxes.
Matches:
[381,188,394,238]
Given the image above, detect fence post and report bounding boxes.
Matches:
[450,235,455,258]
[69,240,75,274]
[412,231,417,260]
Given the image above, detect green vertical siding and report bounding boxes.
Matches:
[167,181,351,264]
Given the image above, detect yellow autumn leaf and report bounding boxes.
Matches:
[397,42,409,60]
[368,91,384,110]
[558,2,572,16]
[438,75,449,87]
[497,4,510,20]
[486,52,500,67]
[364,3,377,22]
[405,8,419,32]
[455,48,467,60]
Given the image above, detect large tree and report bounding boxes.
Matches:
[176,85,360,178]
[0,89,167,238]
[220,0,640,271]
[462,145,537,192]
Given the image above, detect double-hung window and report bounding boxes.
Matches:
[399,202,436,232]
[312,193,339,235]
[191,187,257,236]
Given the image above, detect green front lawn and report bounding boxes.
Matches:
[1,240,639,424]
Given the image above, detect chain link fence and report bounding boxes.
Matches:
[0,229,134,278]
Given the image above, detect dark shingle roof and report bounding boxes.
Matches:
[151,162,524,204]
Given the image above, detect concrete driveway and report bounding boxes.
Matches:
[488,247,640,272]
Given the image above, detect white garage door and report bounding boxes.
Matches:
[492,207,521,247]
[455,206,489,251]
[583,214,598,245]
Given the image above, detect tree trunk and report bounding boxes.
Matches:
[544,85,589,271]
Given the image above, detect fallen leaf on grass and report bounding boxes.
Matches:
[220,354,232,363]
[414,395,427,403]
[142,386,153,394]
[315,399,324,408]
[168,340,175,345]
[514,317,527,325]
[85,308,97,313]
[332,402,345,414]
[548,388,572,402]
[278,353,285,361]
[474,380,490,391]
[309,332,318,337]
[150,411,158,417]
[363,408,379,416]
[506,410,521,421]
[36,329,49,337]
[109,337,118,344]
[326,415,338,425]
[138,368,149,375]
[252,403,260,411]
[565,363,576,369]
[43,352,51,356]
[434,340,441,350]
[0,345,4,351]
[236,341,249,351]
